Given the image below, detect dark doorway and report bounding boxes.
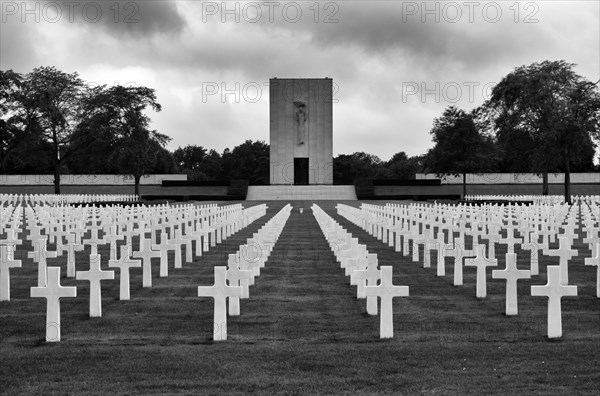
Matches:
[294,158,309,185]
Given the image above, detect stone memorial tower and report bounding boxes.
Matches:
[269,78,333,185]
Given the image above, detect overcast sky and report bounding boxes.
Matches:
[1,0,599,161]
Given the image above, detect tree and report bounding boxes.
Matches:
[384,152,424,179]
[153,146,178,174]
[226,140,270,184]
[76,84,168,195]
[220,147,233,180]
[425,106,496,197]
[173,145,208,179]
[0,69,43,174]
[21,67,84,193]
[68,87,121,174]
[554,77,600,202]
[485,60,600,202]
[201,149,223,180]
[333,152,385,184]
[2,133,54,174]
[115,131,171,195]
[173,144,222,180]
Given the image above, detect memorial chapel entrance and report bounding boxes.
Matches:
[294,158,309,185]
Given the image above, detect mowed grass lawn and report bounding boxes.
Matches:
[1,200,599,395]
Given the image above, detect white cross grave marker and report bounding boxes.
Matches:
[132,235,161,288]
[121,223,135,246]
[522,241,541,276]
[364,266,409,339]
[28,236,57,287]
[453,237,468,286]
[166,228,186,270]
[197,266,243,341]
[544,236,576,285]
[239,243,264,277]
[583,230,599,257]
[226,253,254,316]
[531,265,578,338]
[486,222,501,259]
[423,228,437,269]
[1,244,22,301]
[345,245,368,277]
[444,238,465,286]
[499,227,521,254]
[152,231,171,277]
[492,253,531,315]
[1,228,21,255]
[82,227,105,256]
[435,232,446,276]
[464,244,498,298]
[411,232,426,263]
[103,225,124,261]
[133,220,151,240]
[352,253,381,315]
[30,266,77,342]
[108,245,142,300]
[63,233,84,277]
[76,254,115,317]
[584,243,600,298]
[181,226,194,263]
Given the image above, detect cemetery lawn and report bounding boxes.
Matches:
[1,201,599,395]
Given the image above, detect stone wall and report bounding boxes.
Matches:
[415,173,600,184]
[1,174,187,186]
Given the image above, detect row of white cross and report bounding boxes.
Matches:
[197,204,292,341]
[465,195,600,205]
[2,197,599,342]
[1,202,268,342]
[0,204,25,302]
[4,203,252,290]
[312,204,409,339]
[350,200,599,288]
[407,201,597,288]
[0,193,139,205]
[336,201,599,338]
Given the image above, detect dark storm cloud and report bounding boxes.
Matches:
[0,0,186,37]
[74,0,187,36]
[1,0,187,71]
[250,1,554,73]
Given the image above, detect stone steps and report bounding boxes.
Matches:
[246,185,357,200]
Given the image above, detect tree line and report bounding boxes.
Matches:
[1,66,170,194]
[427,60,599,203]
[2,61,599,202]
